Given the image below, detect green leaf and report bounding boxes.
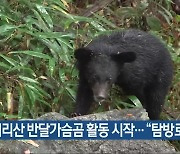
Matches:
[175,15,180,22]
[65,87,76,100]
[115,101,135,108]
[90,21,106,31]
[57,38,73,49]
[116,7,139,18]
[37,98,51,108]
[146,16,162,31]
[0,54,19,67]
[32,9,50,32]
[19,76,39,84]
[0,114,19,119]
[0,62,11,69]
[26,84,43,97]
[0,25,17,33]
[36,4,53,30]
[128,96,143,108]
[51,0,68,11]
[9,51,51,59]
[21,31,75,39]
[6,66,35,76]
[27,84,51,98]
[155,2,173,20]
[59,68,66,83]
[52,4,75,20]
[158,10,171,25]
[24,85,36,105]
[0,13,16,22]
[49,58,56,76]
[40,39,59,59]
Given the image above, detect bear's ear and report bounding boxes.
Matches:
[111,52,136,63]
[74,47,93,62]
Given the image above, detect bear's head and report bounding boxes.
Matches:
[75,47,136,103]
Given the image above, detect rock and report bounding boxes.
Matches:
[0,108,177,154]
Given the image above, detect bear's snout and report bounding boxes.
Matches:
[94,94,106,103]
[92,83,110,103]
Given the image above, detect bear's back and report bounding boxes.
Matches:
[86,29,172,70]
[87,29,167,56]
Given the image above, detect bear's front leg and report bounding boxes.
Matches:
[145,85,168,120]
[72,79,94,117]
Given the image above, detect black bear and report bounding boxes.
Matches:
[74,29,173,120]
[172,0,180,15]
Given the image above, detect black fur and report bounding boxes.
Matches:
[74,29,173,120]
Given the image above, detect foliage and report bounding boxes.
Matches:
[0,0,110,118]
[0,0,179,121]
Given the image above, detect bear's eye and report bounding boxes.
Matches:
[93,75,98,80]
[90,75,98,82]
[106,77,112,83]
